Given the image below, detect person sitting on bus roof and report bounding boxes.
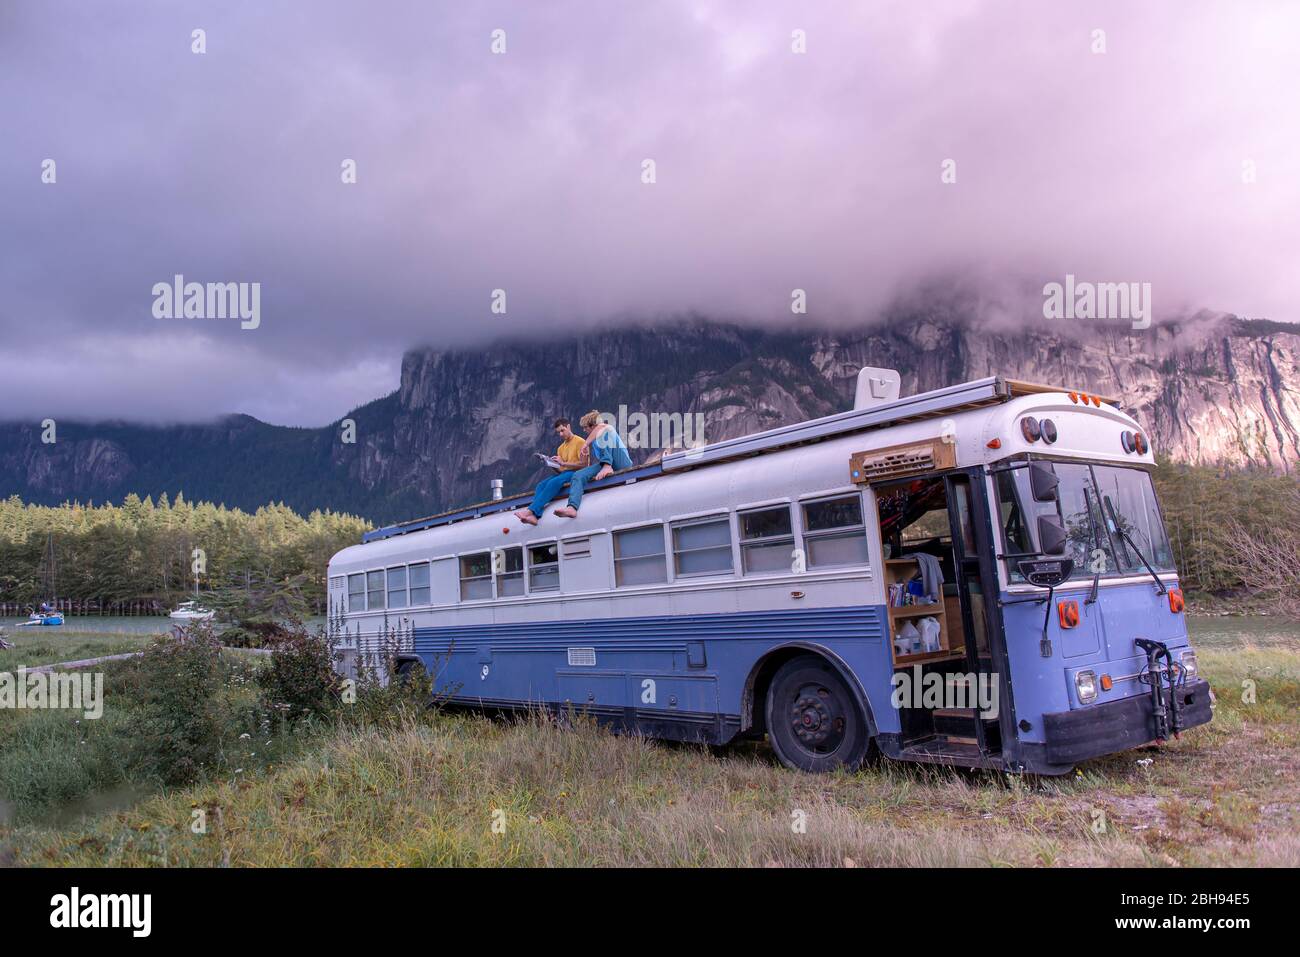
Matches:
[552,410,634,519]
[514,418,590,527]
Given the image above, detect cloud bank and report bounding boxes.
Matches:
[1,0,1297,424]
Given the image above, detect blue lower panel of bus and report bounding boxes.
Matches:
[411,605,894,740]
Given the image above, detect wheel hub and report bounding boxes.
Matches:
[790,686,845,751]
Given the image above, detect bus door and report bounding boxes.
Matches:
[943,471,1009,757]
[873,469,1007,760]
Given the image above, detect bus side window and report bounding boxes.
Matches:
[738,505,795,574]
[528,543,560,592]
[459,552,493,600]
[613,525,668,586]
[347,573,366,612]
[496,546,525,597]
[408,562,431,605]
[366,570,385,610]
[671,515,733,577]
[386,566,408,609]
[801,495,869,568]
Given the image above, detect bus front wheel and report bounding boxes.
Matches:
[766,655,872,773]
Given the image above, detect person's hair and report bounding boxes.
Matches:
[552,417,571,429]
[579,410,601,430]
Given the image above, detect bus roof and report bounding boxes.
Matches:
[361,375,1118,543]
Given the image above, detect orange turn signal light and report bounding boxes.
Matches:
[987,438,1001,449]
[1169,588,1185,613]
[1100,674,1114,692]
[1058,600,1080,628]
[1068,392,1079,403]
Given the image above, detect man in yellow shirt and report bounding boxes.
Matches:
[515,418,590,526]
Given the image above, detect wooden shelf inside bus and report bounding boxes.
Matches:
[884,557,964,668]
[889,604,945,620]
[893,648,966,667]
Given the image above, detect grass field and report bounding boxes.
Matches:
[1,626,1297,867]
[0,627,157,671]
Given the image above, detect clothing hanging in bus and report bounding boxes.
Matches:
[901,552,944,601]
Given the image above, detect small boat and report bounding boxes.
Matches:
[16,612,63,627]
[19,533,66,626]
[169,600,215,622]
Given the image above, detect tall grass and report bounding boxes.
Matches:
[3,642,1297,867]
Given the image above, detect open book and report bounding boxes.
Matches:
[534,452,566,472]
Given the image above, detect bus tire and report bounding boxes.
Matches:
[766,654,872,773]
[394,657,425,685]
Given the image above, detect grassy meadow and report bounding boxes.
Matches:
[0,621,1296,868]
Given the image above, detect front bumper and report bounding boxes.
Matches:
[1040,678,1213,767]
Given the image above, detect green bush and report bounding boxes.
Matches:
[127,626,235,786]
[256,627,342,723]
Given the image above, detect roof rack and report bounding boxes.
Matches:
[661,375,1017,472]
[361,462,664,543]
[361,374,1098,544]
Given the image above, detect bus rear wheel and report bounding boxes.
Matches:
[766,655,872,773]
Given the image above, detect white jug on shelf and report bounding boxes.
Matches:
[918,617,942,653]
[896,620,921,657]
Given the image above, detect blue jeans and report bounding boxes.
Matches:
[527,471,574,518]
[566,463,604,511]
[593,438,634,471]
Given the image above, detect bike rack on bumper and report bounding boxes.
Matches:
[1038,638,1213,769]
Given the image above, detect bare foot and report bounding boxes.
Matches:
[595,465,614,480]
[553,505,578,518]
[515,509,539,526]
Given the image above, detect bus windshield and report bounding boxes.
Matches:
[996,461,1175,584]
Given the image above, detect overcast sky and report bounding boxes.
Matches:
[2,0,1297,425]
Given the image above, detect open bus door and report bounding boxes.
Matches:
[943,471,1011,761]
[871,467,1009,767]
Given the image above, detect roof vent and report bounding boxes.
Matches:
[853,367,901,410]
[490,479,504,501]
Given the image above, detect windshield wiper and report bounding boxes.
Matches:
[1084,487,1104,604]
[1103,497,1167,595]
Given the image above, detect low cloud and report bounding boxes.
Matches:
[1,0,1297,424]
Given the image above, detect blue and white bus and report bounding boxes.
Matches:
[327,370,1211,774]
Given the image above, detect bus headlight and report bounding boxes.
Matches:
[1180,651,1198,679]
[1076,670,1098,703]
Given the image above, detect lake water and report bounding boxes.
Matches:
[1186,614,1300,650]
[0,615,328,636]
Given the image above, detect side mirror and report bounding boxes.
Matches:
[1037,514,1068,555]
[1029,461,1060,502]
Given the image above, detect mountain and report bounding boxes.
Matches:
[2,309,1297,524]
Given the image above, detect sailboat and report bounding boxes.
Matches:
[18,533,64,627]
[169,600,215,621]
[169,558,215,621]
